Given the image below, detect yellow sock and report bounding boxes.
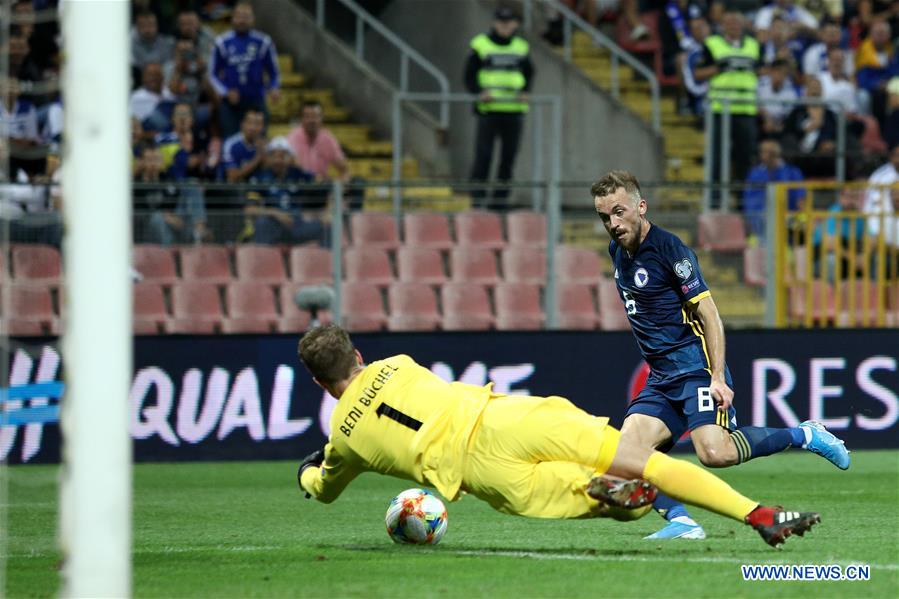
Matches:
[643,453,757,522]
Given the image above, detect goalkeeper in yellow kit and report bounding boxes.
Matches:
[297,324,819,547]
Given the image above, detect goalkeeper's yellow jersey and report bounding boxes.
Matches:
[299,354,496,503]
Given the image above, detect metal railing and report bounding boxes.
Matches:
[705,97,848,212]
[768,181,899,328]
[312,0,450,127]
[522,0,661,132]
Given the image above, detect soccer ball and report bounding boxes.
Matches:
[385,488,448,545]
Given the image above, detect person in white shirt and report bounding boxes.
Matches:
[801,21,854,81]
[755,0,819,39]
[129,63,174,126]
[863,145,899,278]
[818,48,862,114]
[758,59,799,136]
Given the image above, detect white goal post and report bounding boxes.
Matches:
[59,0,132,596]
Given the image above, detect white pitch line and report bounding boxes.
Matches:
[438,549,899,571]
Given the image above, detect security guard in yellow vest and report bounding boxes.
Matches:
[464,6,534,208]
[695,11,760,202]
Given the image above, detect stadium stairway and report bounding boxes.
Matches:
[566,31,705,192]
[267,54,470,213]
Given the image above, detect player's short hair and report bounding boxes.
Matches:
[299,324,357,384]
[591,170,643,204]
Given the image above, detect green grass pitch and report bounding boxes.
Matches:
[4,450,898,597]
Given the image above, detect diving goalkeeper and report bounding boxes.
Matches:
[296,324,819,547]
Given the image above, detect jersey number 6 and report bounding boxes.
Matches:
[622,290,637,315]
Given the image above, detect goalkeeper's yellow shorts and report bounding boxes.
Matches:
[461,394,622,519]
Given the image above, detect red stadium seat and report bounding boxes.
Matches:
[403,212,454,250]
[235,245,287,284]
[344,247,394,287]
[789,281,835,324]
[506,211,546,247]
[178,245,232,284]
[697,213,747,252]
[441,283,494,331]
[450,247,500,286]
[837,280,880,327]
[387,282,441,331]
[743,246,766,287]
[12,244,61,285]
[342,282,387,332]
[133,245,178,285]
[494,282,544,330]
[556,283,600,330]
[8,285,57,335]
[597,278,630,331]
[556,245,604,287]
[454,211,505,250]
[133,282,169,335]
[396,247,447,285]
[501,246,546,285]
[290,246,333,284]
[223,282,278,333]
[170,282,223,333]
[350,212,400,251]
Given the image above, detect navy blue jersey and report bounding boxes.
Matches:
[609,223,720,381]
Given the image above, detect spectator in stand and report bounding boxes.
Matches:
[175,9,216,60]
[164,37,214,131]
[679,15,711,116]
[156,103,212,180]
[760,17,803,74]
[883,77,899,148]
[222,108,266,183]
[663,1,706,53]
[1,78,41,177]
[287,100,350,182]
[858,0,899,36]
[209,1,281,138]
[8,30,42,88]
[812,187,867,281]
[244,137,324,245]
[801,21,854,82]
[695,11,760,202]
[862,143,899,276]
[131,10,175,72]
[135,144,208,245]
[754,0,819,42]
[742,139,805,243]
[819,48,863,115]
[129,63,174,132]
[584,0,650,40]
[758,58,800,138]
[855,19,899,127]
[781,77,854,177]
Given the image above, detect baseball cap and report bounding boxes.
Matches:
[494,6,519,21]
[266,136,295,155]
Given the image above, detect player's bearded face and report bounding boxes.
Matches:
[594,188,645,249]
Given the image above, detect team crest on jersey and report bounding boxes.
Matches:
[633,268,649,288]
[674,259,693,280]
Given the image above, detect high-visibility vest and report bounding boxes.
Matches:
[705,35,759,115]
[470,33,529,113]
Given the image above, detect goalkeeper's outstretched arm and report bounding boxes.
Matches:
[299,443,360,503]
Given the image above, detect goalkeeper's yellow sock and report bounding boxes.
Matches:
[642,452,757,522]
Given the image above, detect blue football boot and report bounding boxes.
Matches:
[643,519,706,540]
[799,420,850,470]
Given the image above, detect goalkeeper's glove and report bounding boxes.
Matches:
[297,448,325,499]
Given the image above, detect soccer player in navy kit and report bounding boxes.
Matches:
[592,170,849,540]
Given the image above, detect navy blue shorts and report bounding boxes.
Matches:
[626,369,737,450]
